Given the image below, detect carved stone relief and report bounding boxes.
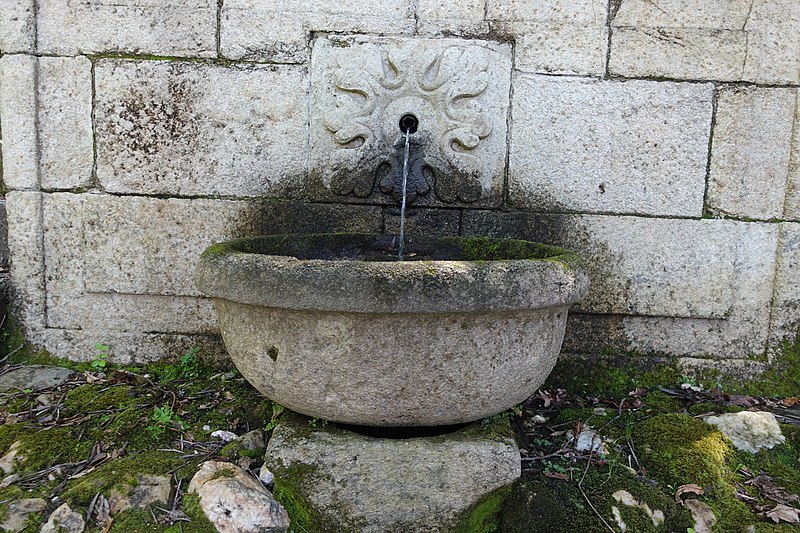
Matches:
[309,36,512,207]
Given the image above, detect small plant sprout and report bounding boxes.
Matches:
[91,343,110,371]
[147,404,183,439]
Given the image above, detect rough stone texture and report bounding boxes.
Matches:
[188,461,290,533]
[707,87,796,220]
[783,91,800,221]
[705,412,786,453]
[40,503,86,533]
[9,191,382,362]
[0,498,47,533]
[38,56,94,191]
[109,474,172,514]
[383,208,460,237]
[610,0,800,84]
[198,234,587,425]
[464,211,778,358]
[0,365,74,392]
[36,0,216,57]
[0,198,8,267]
[309,36,511,208]
[509,75,712,217]
[769,223,800,346]
[221,0,415,63]
[487,0,609,76]
[0,0,35,53]
[5,192,46,331]
[0,55,38,190]
[95,60,308,198]
[467,212,737,318]
[416,0,489,37]
[264,412,520,532]
[36,328,227,365]
[0,441,23,474]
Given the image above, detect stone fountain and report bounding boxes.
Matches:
[197,35,589,531]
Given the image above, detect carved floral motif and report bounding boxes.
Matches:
[316,40,500,204]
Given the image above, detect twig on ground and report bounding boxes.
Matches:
[577,438,619,533]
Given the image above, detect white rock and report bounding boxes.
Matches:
[0,441,23,474]
[612,490,665,527]
[532,414,547,424]
[0,498,46,533]
[108,474,172,514]
[40,503,86,533]
[684,499,716,533]
[258,467,275,487]
[573,429,608,455]
[211,430,239,443]
[189,461,290,533]
[705,411,786,453]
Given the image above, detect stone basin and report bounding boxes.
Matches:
[196,233,589,426]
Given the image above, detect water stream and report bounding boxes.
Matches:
[398,128,411,260]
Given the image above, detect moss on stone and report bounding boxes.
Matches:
[271,460,325,533]
[176,492,219,533]
[455,484,511,533]
[634,413,732,488]
[60,450,197,509]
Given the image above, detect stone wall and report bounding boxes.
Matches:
[0,0,798,371]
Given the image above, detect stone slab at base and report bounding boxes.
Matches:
[264,412,521,532]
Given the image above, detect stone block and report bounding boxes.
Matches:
[40,194,220,333]
[265,412,520,532]
[251,201,384,235]
[609,28,746,81]
[36,0,216,57]
[769,223,800,344]
[0,55,38,190]
[383,208,461,237]
[0,198,8,268]
[40,194,382,333]
[79,195,255,296]
[504,22,609,76]
[486,0,606,23]
[509,75,712,217]
[38,57,94,191]
[220,0,415,63]
[309,36,511,208]
[610,0,800,84]
[416,0,489,37]
[95,59,308,197]
[0,0,35,53]
[783,92,800,221]
[36,328,227,364]
[5,192,45,330]
[707,87,795,220]
[463,211,751,320]
[487,0,609,76]
[558,222,777,359]
[740,0,800,85]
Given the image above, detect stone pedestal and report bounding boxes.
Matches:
[264,412,521,532]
